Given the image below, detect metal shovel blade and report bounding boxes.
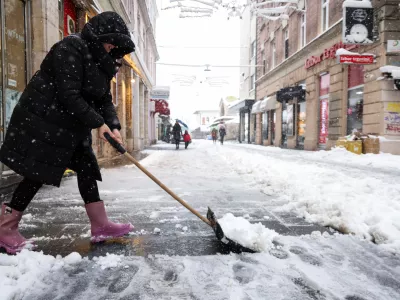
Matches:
[206,207,255,253]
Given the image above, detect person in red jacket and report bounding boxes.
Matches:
[183,130,191,149]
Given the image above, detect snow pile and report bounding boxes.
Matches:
[218,213,279,252]
[0,250,78,300]
[217,145,400,253]
[93,253,122,270]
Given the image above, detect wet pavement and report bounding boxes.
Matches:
[3,141,329,258]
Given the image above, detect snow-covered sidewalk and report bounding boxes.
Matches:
[215,142,400,254]
[1,140,400,300]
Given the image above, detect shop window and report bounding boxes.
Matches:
[271,110,276,144]
[281,102,288,147]
[347,87,363,135]
[4,0,26,130]
[263,112,269,140]
[300,13,306,48]
[321,0,329,32]
[297,102,306,148]
[319,73,330,146]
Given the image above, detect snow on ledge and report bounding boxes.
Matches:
[336,48,360,56]
[343,0,372,8]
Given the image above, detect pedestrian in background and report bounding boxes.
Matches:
[172,120,182,150]
[0,12,135,254]
[219,122,227,145]
[183,130,191,149]
[211,128,218,144]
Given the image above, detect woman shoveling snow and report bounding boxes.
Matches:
[0,12,135,254]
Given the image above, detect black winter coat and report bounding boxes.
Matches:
[0,12,134,186]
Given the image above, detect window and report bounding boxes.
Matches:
[251,40,256,58]
[321,0,329,32]
[250,74,255,91]
[272,42,276,68]
[284,29,289,59]
[300,13,306,48]
[261,50,266,75]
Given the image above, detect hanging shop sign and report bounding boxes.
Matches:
[277,86,305,102]
[305,42,358,69]
[339,54,374,64]
[150,99,170,116]
[342,0,374,45]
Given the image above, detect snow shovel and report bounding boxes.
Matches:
[104,133,253,253]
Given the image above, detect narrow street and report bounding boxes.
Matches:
[2,141,400,300]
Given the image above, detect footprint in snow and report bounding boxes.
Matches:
[108,265,139,293]
[232,263,256,284]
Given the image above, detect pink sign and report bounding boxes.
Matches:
[319,99,329,144]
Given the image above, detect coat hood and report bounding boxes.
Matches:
[83,11,135,59]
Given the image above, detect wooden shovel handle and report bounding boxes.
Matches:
[103,133,211,226]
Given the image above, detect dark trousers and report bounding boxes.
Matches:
[185,142,189,149]
[220,135,225,145]
[8,174,101,212]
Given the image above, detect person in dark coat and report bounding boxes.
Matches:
[0,12,135,254]
[172,121,182,150]
[219,122,227,145]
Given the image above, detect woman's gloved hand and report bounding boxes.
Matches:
[98,124,115,142]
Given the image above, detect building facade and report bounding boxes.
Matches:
[233,5,257,144]
[0,0,160,182]
[255,0,400,154]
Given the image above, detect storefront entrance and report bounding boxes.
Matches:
[1,0,30,174]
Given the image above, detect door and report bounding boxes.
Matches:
[1,0,28,174]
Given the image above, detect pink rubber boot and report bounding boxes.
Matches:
[85,201,134,242]
[0,204,35,254]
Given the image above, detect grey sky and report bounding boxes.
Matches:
[155,0,242,125]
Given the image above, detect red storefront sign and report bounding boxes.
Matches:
[305,42,358,69]
[319,99,329,144]
[151,99,170,116]
[64,0,77,37]
[339,55,374,64]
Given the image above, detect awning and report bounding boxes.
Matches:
[251,101,262,114]
[260,95,278,112]
[229,99,255,114]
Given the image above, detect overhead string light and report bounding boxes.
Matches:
[163,0,301,19]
